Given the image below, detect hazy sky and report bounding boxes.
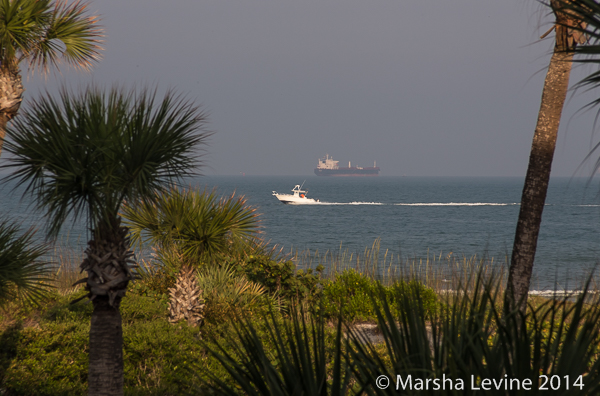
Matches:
[20,0,600,177]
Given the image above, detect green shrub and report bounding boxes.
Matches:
[321,269,377,322]
[123,319,203,395]
[0,291,206,395]
[121,293,170,324]
[389,279,438,316]
[236,255,324,303]
[321,269,437,322]
[127,279,171,311]
[0,321,90,396]
[133,259,176,297]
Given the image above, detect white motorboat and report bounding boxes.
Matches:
[272,184,319,205]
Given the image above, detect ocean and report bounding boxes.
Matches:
[3,176,600,290]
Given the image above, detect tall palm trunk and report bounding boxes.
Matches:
[0,68,24,154]
[89,296,124,396]
[505,51,572,312]
[505,0,583,313]
[82,219,135,396]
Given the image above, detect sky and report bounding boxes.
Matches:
[19,0,600,177]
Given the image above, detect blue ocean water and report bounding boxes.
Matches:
[2,176,600,290]
[197,176,600,290]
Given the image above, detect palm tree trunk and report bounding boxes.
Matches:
[505,49,573,313]
[0,68,24,155]
[88,296,124,396]
[83,219,134,396]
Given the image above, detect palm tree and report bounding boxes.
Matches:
[505,0,587,313]
[0,0,103,155]
[122,187,260,325]
[1,86,210,395]
[122,187,260,266]
[557,1,600,158]
[0,218,50,306]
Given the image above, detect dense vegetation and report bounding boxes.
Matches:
[1,250,599,395]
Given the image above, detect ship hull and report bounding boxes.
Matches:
[314,167,380,177]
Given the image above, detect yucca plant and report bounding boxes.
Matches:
[0,218,51,306]
[0,0,103,155]
[202,307,355,395]
[349,272,600,395]
[1,85,209,395]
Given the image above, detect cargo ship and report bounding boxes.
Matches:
[314,154,380,177]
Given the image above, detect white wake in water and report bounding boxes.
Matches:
[314,201,385,205]
[293,202,600,207]
[395,202,519,206]
[290,201,520,206]
[294,201,600,208]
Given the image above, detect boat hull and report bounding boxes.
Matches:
[274,195,317,205]
[314,167,380,177]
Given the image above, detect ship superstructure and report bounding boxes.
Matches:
[314,154,380,177]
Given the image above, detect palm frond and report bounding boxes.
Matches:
[0,0,50,67]
[197,263,266,308]
[0,0,102,73]
[201,307,353,395]
[546,1,600,173]
[0,217,52,305]
[349,271,600,395]
[122,187,260,264]
[1,85,210,238]
[30,0,103,71]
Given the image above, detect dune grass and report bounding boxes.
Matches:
[2,239,599,395]
[289,238,508,292]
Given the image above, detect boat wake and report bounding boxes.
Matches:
[395,202,520,206]
[285,201,520,206]
[315,201,385,205]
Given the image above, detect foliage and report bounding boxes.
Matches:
[0,321,90,395]
[559,0,600,89]
[3,268,600,395]
[321,269,437,322]
[122,320,202,395]
[122,187,260,267]
[553,0,600,172]
[349,273,600,395]
[2,85,210,238]
[0,0,103,73]
[197,264,270,324]
[0,290,205,395]
[201,308,353,396]
[1,84,210,395]
[0,218,51,306]
[132,256,176,298]
[235,255,324,304]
